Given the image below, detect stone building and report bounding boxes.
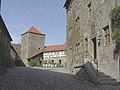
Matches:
[0,15,12,74]
[43,44,66,66]
[12,44,24,66]
[28,44,66,67]
[10,45,17,66]
[64,0,120,84]
[21,26,45,66]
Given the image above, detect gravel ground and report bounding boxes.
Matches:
[0,67,120,90]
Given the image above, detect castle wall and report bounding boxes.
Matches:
[66,0,120,80]
[21,32,45,66]
[21,33,29,66]
[28,33,45,56]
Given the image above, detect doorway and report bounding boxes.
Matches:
[92,37,97,59]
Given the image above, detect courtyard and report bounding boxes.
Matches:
[0,67,120,90]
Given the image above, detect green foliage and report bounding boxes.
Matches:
[29,59,39,66]
[112,27,120,41]
[109,6,120,42]
[109,6,120,28]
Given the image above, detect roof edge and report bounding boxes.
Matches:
[0,15,12,41]
[21,32,46,36]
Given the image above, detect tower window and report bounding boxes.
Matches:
[38,47,40,50]
[75,16,80,30]
[88,2,92,16]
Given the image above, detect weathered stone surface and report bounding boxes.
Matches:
[0,15,12,74]
[21,29,45,66]
[1,67,120,90]
[65,0,120,82]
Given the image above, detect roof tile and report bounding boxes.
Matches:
[28,44,66,59]
[21,26,45,36]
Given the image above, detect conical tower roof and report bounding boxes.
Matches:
[21,26,45,36]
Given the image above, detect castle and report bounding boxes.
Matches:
[13,26,66,67]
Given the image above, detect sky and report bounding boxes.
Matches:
[1,0,66,46]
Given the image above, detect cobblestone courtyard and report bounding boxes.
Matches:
[0,67,120,90]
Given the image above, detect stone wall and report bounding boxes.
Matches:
[12,44,21,57]
[28,33,45,56]
[21,33,29,66]
[66,0,120,81]
[21,32,45,66]
[0,16,12,74]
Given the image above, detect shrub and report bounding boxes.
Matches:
[29,59,39,66]
[109,6,120,42]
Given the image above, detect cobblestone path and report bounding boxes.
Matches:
[0,67,120,90]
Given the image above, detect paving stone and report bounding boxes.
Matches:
[0,67,120,90]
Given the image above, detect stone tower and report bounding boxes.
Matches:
[21,26,45,66]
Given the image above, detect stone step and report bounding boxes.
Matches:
[98,72,119,85]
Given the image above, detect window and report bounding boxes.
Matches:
[103,25,110,45]
[51,60,54,63]
[59,60,61,64]
[49,52,51,55]
[52,52,55,55]
[38,47,40,50]
[75,43,80,54]
[75,17,80,30]
[68,28,72,38]
[88,2,92,16]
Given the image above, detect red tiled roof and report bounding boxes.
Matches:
[43,44,66,52]
[27,44,66,60]
[21,26,45,36]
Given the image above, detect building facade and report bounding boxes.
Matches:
[64,0,120,83]
[43,44,66,66]
[21,26,45,66]
[28,44,66,67]
[0,15,12,74]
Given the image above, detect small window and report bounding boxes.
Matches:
[51,60,54,63]
[75,17,80,30]
[59,60,61,64]
[68,28,72,38]
[103,25,110,45]
[88,2,92,16]
[38,47,40,50]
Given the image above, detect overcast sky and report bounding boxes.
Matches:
[1,0,66,46]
